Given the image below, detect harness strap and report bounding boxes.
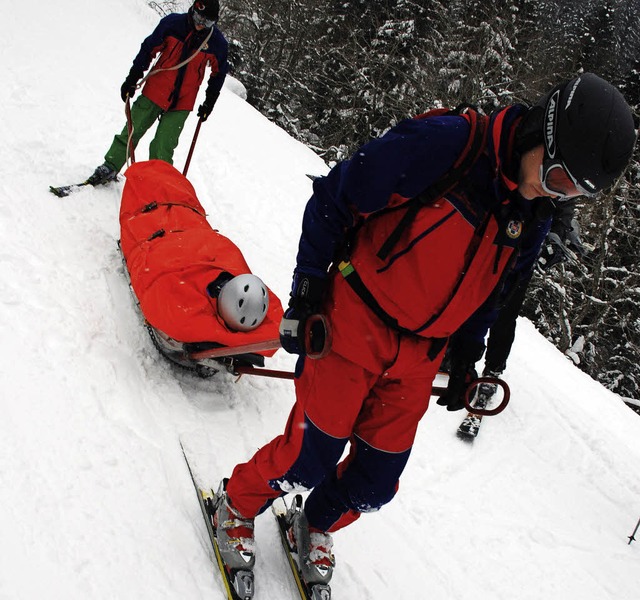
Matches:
[147,229,166,241]
[376,108,489,261]
[338,261,446,361]
[138,200,207,218]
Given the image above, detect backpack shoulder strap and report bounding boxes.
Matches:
[376,107,489,261]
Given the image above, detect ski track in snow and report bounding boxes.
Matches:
[1,1,640,599]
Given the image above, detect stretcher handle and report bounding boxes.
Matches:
[463,377,510,416]
[304,314,332,360]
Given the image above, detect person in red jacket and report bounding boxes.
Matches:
[89,0,228,186]
[205,74,636,597]
[119,160,282,356]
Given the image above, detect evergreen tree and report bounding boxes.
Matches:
[523,160,640,404]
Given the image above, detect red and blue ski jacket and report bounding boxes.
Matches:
[448,198,554,360]
[131,12,228,112]
[294,105,553,345]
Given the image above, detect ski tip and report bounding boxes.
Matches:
[456,430,477,442]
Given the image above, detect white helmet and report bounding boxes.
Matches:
[217,274,269,331]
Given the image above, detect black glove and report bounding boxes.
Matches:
[279,272,327,356]
[197,90,220,121]
[436,359,478,412]
[120,68,143,102]
[566,219,588,257]
[537,232,566,271]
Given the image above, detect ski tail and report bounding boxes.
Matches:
[49,172,119,197]
[457,412,484,440]
[181,444,255,600]
[49,182,91,197]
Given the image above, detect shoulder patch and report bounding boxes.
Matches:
[506,219,523,239]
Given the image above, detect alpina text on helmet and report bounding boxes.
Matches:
[545,90,559,159]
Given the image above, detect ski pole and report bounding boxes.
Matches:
[125,97,136,164]
[628,516,640,544]
[183,117,203,176]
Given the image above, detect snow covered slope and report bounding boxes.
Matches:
[1,1,639,599]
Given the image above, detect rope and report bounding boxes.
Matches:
[125,97,135,168]
[137,27,213,88]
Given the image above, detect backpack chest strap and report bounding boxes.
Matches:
[376,109,489,261]
[337,260,447,360]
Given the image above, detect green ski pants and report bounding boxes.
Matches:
[104,95,190,172]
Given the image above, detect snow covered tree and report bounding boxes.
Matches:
[523,157,640,403]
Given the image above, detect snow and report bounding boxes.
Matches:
[1,1,640,598]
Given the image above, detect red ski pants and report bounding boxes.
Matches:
[226,277,444,532]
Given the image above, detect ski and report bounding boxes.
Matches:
[272,496,331,600]
[49,173,119,197]
[456,377,510,440]
[49,182,92,197]
[456,387,492,441]
[181,446,254,600]
[457,411,484,440]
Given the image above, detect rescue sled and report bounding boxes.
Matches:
[117,238,282,378]
[116,160,288,379]
[145,323,281,378]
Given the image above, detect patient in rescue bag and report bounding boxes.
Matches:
[119,160,283,357]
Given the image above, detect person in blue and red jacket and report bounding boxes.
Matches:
[88,0,227,186]
[207,74,636,594]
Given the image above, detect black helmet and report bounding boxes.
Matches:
[541,73,636,194]
[193,0,219,22]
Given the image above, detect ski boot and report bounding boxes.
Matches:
[212,479,255,599]
[285,495,334,599]
[87,162,118,186]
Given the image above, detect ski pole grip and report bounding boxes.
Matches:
[464,377,510,415]
[304,314,332,360]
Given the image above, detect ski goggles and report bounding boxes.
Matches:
[193,2,216,28]
[539,156,596,199]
